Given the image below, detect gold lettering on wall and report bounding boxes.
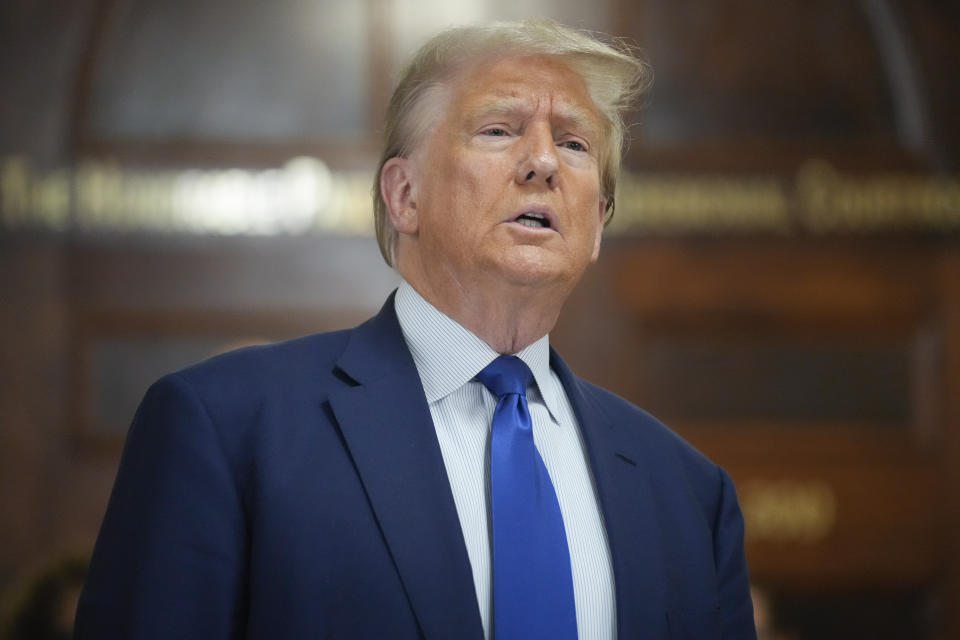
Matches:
[612,174,791,233]
[797,160,960,232]
[1,156,958,236]
[611,160,960,234]
[1,157,70,231]
[0,157,371,236]
[740,478,837,543]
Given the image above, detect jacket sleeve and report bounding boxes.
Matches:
[714,467,757,640]
[74,373,247,639]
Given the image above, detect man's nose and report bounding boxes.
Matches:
[515,124,559,187]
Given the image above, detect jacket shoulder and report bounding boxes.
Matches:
[175,329,351,388]
[575,377,725,497]
[144,328,354,428]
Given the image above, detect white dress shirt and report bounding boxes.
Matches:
[394,281,616,640]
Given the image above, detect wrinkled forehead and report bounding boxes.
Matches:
[445,54,604,130]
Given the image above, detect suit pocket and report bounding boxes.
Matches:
[666,606,721,640]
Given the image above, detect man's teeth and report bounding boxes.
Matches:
[516,213,549,228]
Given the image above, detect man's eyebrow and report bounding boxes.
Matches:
[552,102,602,140]
[467,96,601,139]
[466,96,533,121]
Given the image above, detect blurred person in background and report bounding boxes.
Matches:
[751,585,798,640]
[1,554,87,640]
[75,19,755,639]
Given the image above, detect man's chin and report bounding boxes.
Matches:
[486,254,581,292]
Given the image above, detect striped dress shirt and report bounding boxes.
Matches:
[395,281,616,640]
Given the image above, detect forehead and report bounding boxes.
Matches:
[447,54,602,128]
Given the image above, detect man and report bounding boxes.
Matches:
[76,20,756,640]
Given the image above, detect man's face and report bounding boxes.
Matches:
[402,54,606,294]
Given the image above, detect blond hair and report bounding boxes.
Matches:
[372,19,651,266]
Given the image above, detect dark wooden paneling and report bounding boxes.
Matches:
[631,1,896,142]
[64,235,397,454]
[66,234,397,311]
[0,0,99,164]
[0,239,69,589]
[617,0,958,172]
[901,0,960,169]
[940,249,960,640]
[636,335,912,423]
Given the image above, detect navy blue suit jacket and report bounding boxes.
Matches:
[76,294,755,639]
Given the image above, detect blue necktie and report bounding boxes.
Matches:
[475,355,577,640]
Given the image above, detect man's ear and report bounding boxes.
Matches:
[590,198,606,262]
[380,157,419,235]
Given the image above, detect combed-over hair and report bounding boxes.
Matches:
[372,19,652,267]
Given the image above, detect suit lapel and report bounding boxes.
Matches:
[551,350,668,638]
[328,296,484,640]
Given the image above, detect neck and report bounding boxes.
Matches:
[398,258,573,355]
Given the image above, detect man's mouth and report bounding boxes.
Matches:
[514,212,551,229]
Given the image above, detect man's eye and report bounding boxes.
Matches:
[561,140,586,152]
[483,128,509,136]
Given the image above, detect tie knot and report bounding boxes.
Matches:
[475,355,533,398]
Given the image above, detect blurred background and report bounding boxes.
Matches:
[1,0,959,638]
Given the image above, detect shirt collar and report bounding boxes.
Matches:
[394,281,562,423]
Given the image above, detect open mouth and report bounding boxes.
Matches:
[514,212,551,229]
